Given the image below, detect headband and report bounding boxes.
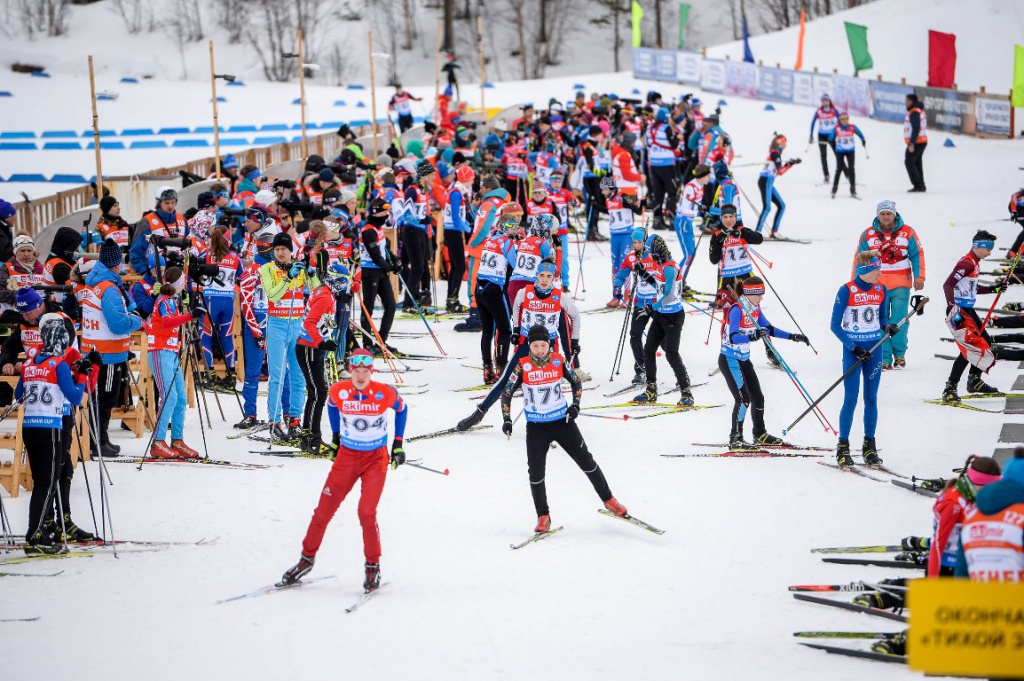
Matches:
[966,467,1000,486]
[973,239,995,250]
[856,257,881,277]
[742,282,765,296]
[214,190,229,199]
[245,168,261,181]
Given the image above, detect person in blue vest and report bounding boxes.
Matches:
[809,93,839,184]
[440,162,470,313]
[827,112,866,199]
[644,107,681,232]
[612,230,663,386]
[830,250,896,467]
[755,134,800,237]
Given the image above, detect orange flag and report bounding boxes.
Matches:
[794,9,806,70]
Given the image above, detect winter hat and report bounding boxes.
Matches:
[438,162,455,179]
[441,147,455,164]
[272,232,293,251]
[0,200,15,220]
[876,199,897,216]
[318,168,336,183]
[196,192,215,209]
[254,189,277,207]
[255,231,276,259]
[720,203,737,216]
[15,287,43,314]
[526,324,550,346]
[692,164,711,179]
[99,196,118,215]
[589,124,603,137]
[655,107,670,123]
[13,234,35,253]
[39,313,70,355]
[713,160,730,179]
[620,131,637,147]
[338,190,357,206]
[155,186,178,203]
[99,238,122,268]
[631,227,646,242]
[536,260,557,277]
[246,206,268,224]
[456,166,475,185]
[597,120,611,136]
[222,153,240,170]
[416,160,436,178]
[375,154,393,167]
[406,139,425,159]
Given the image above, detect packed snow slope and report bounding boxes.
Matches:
[2,66,1019,680]
[709,0,1024,96]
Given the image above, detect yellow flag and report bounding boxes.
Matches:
[1014,44,1024,107]
[631,1,644,48]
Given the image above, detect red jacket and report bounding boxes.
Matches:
[298,286,337,348]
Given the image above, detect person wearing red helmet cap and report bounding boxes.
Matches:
[279,348,408,595]
[755,133,800,238]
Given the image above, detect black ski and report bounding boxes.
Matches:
[890,479,939,498]
[798,642,906,664]
[792,593,908,622]
[794,631,903,640]
[821,557,925,570]
[407,424,492,442]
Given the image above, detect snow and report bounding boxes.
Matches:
[2,64,1016,679]
[709,0,1024,95]
[3,1,1021,676]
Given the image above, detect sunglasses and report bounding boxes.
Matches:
[349,354,374,368]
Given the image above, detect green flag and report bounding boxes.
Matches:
[1014,45,1024,108]
[678,3,691,50]
[632,0,644,48]
[844,22,873,75]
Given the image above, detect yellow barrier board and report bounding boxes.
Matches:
[908,578,1024,678]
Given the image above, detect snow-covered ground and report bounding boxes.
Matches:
[2,63,1020,679]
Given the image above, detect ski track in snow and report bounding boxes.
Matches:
[0,54,1012,681]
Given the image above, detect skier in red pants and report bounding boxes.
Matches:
[279,349,408,593]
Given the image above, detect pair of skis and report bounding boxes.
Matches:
[510,509,665,550]
[217,574,388,613]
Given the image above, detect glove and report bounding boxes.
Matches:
[510,331,521,346]
[255,335,266,350]
[808,135,814,144]
[390,438,405,469]
[190,307,205,320]
[884,323,899,337]
[311,207,331,219]
[77,359,93,377]
[566,404,579,421]
[613,285,622,300]
[288,262,304,280]
[502,419,513,437]
[788,157,802,165]
[87,365,100,392]
[87,350,102,366]
[319,339,339,353]
[790,333,809,345]
[749,327,768,341]
[389,260,402,274]
[851,346,871,361]
[571,343,581,358]
[636,305,651,322]
[992,282,1009,294]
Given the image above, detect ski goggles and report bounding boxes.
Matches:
[349,354,375,368]
[856,257,881,276]
[741,282,765,296]
[973,238,995,250]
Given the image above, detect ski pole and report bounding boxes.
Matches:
[357,295,404,383]
[613,287,638,377]
[742,244,817,355]
[397,272,446,355]
[705,270,722,346]
[609,280,636,381]
[404,461,450,476]
[573,200,593,300]
[784,296,929,435]
[680,226,707,286]
[746,246,774,269]
[578,412,630,421]
[981,250,1024,332]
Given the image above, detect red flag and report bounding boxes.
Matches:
[927,30,957,88]
[794,10,806,70]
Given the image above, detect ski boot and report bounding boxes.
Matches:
[632,382,658,404]
[893,356,906,369]
[836,439,854,467]
[941,380,961,403]
[630,364,646,386]
[234,415,260,430]
[870,632,907,657]
[483,364,497,386]
[967,374,999,394]
[454,309,483,332]
[59,514,95,543]
[24,528,61,556]
[676,387,694,408]
[300,432,323,457]
[755,432,786,447]
[363,562,381,593]
[270,422,291,441]
[534,515,551,533]
[852,589,904,610]
[766,349,782,369]
[603,497,628,517]
[605,298,621,309]
[279,554,315,586]
[862,437,882,466]
[729,434,758,452]
[901,536,930,551]
[457,406,486,432]
[150,441,177,459]
[830,189,837,199]
[171,440,199,459]
[220,370,238,391]
[446,297,468,314]
[882,361,892,371]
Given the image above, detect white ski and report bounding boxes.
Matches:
[346,581,390,613]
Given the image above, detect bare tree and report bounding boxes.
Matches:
[442,0,454,51]
[163,0,203,43]
[401,0,414,49]
[110,0,148,34]
[367,0,402,85]
[654,0,663,47]
[591,0,627,72]
[327,44,359,86]
[15,0,71,37]
[214,0,246,43]
[246,0,297,81]
[508,0,528,79]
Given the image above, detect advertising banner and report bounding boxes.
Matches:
[700,59,726,93]
[632,48,657,81]
[792,71,814,106]
[676,50,703,84]
[975,94,1011,137]
[757,67,795,103]
[868,80,915,123]
[833,75,871,117]
[724,61,758,99]
[916,86,976,134]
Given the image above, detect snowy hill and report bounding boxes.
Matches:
[709,0,1024,94]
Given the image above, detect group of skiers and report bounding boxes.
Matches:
[3,84,1021,606]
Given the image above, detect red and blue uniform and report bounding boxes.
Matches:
[830,277,889,440]
[147,294,193,442]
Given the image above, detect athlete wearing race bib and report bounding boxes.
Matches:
[199,229,244,386]
[500,325,629,535]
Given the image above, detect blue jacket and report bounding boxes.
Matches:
[130,274,158,318]
[830,277,889,350]
[955,459,1024,577]
[86,261,143,364]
